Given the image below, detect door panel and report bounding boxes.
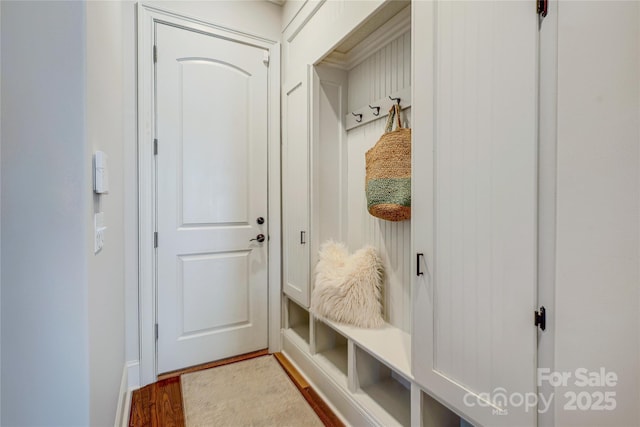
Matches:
[179,252,251,334]
[180,59,250,225]
[156,23,268,373]
[282,79,310,306]
[412,1,538,426]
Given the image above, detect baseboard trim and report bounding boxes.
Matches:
[282,330,377,427]
[115,364,130,427]
[274,352,344,427]
[122,387,133,427]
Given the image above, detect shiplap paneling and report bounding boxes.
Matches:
[344,33,412,332]
[346,110,412,332]
[347,31,411,112]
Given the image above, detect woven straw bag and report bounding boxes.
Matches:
[365,104,411,221]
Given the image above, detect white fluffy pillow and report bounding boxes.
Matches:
[311,241,384,328]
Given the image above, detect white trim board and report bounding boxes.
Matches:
[137,3,282,387]
[115,364,130,427]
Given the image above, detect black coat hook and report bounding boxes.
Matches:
[352,112,363,123]
[368,105,380,116]
[389,95,401,105]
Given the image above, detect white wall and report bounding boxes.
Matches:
[122,0,282,385]
[554,1,640,425]
[1,2,90,425]
[86,2,126,426]
[147,1,282,41]
[1,1,128,425]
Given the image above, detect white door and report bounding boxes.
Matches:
[155,23,269,374]
[412,1,538,426]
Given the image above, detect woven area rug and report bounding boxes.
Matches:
[181,355,324,427]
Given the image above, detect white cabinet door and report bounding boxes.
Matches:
[282,76,310,307]
[412,2,538,426]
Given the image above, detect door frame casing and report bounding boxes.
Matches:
[137,3,282,387]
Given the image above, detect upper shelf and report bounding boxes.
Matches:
[320,3,411,70]
[319,317,412,380]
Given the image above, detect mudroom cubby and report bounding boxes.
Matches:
[308,3,413,335]
[285,298,310,351]
[283,0,414,328]
[284,310,461,426]
[322,319,411,380]
[419,390,461,427]
[353,345,412,427]
[311,319,349,387]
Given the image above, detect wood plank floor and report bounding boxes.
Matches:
[129,351,344,427]
[129,376,184,427]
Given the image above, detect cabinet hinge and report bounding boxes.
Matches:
[154,232,158,248]
[155,323,158,340]
[153,45,157,63]
[263,50,270,66]
[537,0,548,17]
[153,138,158,155]
[535,306,546,331]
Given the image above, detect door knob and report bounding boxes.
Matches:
[250,234,265,243]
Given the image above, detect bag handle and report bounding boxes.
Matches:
[384,104,403,132]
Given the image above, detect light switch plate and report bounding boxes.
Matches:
[94,151,109,194]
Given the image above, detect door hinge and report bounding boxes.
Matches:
[537,0,548,17]
[154,232,158,248]
[153,138,158,155]
[263,50,270,66]
[153,45,157,63]
[155,323,158,340]
[535,306,546,331]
